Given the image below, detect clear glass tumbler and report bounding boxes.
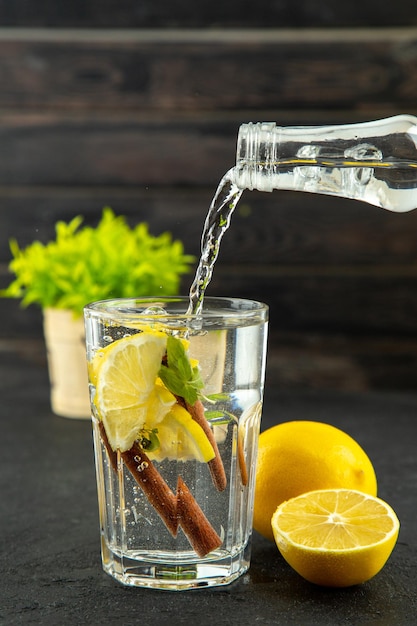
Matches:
[84,296,268,590]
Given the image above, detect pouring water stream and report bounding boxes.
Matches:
[187,115,417,316]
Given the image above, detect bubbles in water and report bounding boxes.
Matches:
[132,505,140,524]
[142,306,167,316]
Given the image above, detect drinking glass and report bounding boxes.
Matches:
[84,296,268,590]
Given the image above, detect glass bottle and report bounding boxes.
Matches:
[232,115,417,212]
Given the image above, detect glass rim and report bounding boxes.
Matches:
[84,295,268,323]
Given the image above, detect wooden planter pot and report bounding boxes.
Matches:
[43,308,90,418]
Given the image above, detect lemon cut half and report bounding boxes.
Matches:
[271,488,400,587]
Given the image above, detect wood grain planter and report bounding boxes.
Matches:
[43,308,90,418]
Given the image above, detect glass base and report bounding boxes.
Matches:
[101,541,251,590]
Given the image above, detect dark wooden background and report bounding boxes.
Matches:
[2,2,417,391]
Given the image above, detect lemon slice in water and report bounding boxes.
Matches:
[91,331,215,462]
[93,332,174,452]
[147,403,215,463]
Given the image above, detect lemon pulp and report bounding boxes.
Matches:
[271,488,400,587]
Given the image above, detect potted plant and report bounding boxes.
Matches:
[1,207,195,418]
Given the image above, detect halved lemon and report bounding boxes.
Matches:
[271,489,400,587]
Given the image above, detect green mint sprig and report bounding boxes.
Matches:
[158,335,204,406]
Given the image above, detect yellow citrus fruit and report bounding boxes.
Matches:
[89,328,167,388]
[93,332,174,452]
[91,331,214,462]
[254,421,377,541]
[271,489,400,587]
[147,403,215,463]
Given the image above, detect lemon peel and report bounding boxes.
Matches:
[254,421,377,541]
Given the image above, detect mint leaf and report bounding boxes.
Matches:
[166,335,193,380]
[159,364,191,400]
[206,393,230,402]
[158,335,204,406]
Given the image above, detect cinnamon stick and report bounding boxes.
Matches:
[176,477,222,557]
[237,427,248,487]
[121,443,179,537]
[98,424,223,557]
[185,399,227,492]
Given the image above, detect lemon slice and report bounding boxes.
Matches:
[93,332,175,452]
[91,331,215,463]
[147,403,215,463]
[271,489,400,587]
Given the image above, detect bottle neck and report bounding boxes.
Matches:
[232,116,417,211]
[234,122,279,192]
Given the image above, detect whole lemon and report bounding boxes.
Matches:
[254,421,377,541]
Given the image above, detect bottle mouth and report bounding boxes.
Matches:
[234,122,277,191]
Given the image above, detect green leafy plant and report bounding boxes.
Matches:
[1,207,195,316]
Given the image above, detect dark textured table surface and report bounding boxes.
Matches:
[1,349,416,625]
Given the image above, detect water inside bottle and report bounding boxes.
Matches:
[188,125,417,314]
